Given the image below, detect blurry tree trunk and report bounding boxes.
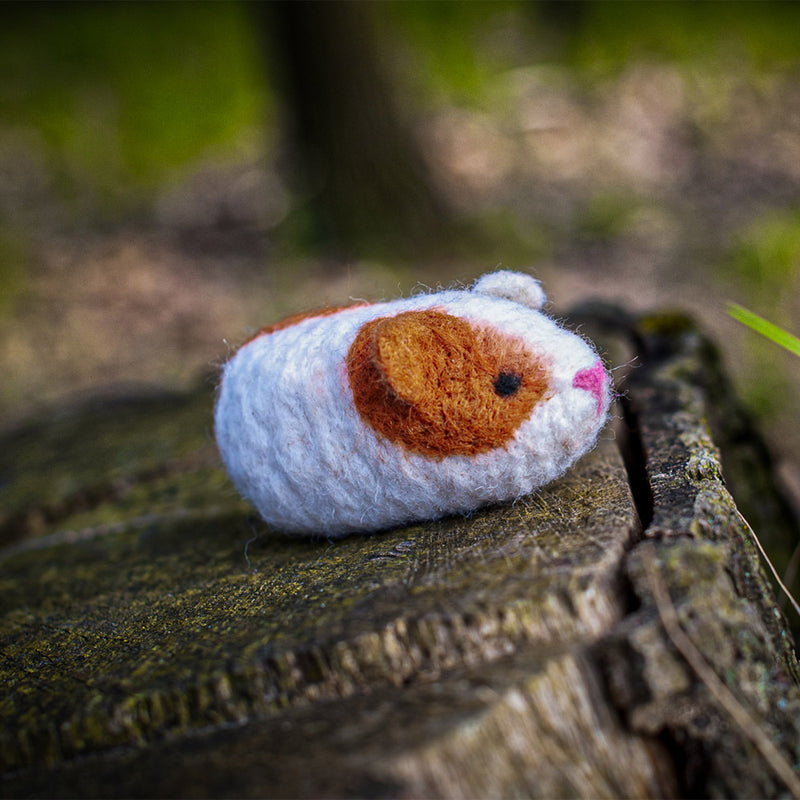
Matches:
[263,0,451,255]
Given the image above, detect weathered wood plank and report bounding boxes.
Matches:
[3,647,675,799]
[0,431,640,775]
[0,388,222,548]
[602,313,800,798]
[2,308,800,798]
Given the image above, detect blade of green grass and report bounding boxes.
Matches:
[728,303,800,357]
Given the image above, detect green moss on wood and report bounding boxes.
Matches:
[0,385,219,547]
[3,309,800,798]
[0,433,638,773]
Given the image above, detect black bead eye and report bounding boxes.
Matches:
[493,371,522,397]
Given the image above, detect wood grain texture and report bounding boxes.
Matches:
[1,308,799,798]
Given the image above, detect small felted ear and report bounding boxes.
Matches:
[472,270,546,310]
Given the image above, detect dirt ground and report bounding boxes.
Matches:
[2,60,800,509]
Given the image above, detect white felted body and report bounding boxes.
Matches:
[215,271,611,536]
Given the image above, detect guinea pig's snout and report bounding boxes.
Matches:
[572,360,609,415]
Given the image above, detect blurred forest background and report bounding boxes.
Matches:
[2,0,800,501]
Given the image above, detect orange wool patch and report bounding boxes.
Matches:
[243,303,370,346]
[347,309,550,457]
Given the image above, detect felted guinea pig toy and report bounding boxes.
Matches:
[215,270,611,537]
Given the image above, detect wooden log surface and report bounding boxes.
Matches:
[1,308,799,798]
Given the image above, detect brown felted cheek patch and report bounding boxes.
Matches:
[242,303,371,347]
[347,309,551,457]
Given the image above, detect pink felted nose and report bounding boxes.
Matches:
[572,361,608,415]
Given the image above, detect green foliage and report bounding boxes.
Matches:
[0,3,268,199]
[385,0,800,109]
[3,0,797,210]
[727,210,800,295]
[384,1,529,104]
[561,0,800,76]
[723,215,800,419]
[728,305,798,422]
[728,304,800,358]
